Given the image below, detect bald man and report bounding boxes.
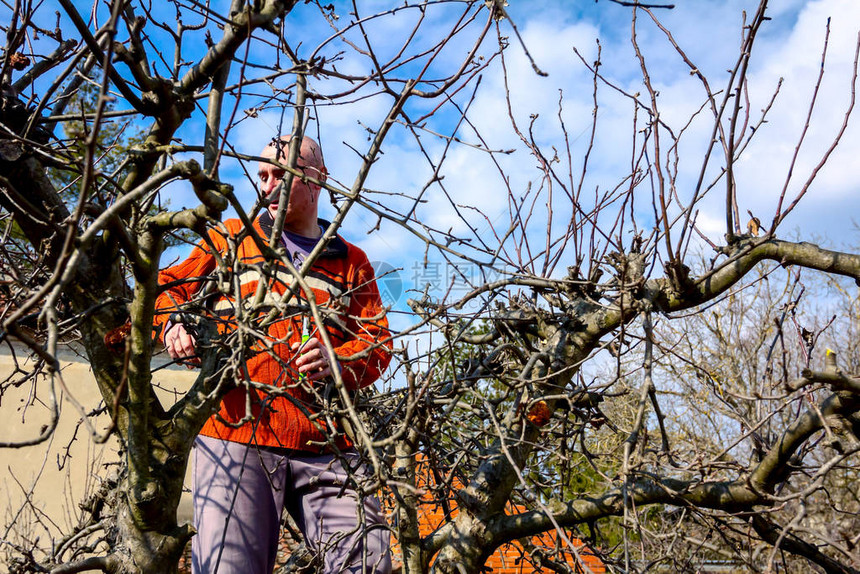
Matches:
[155,136,392,574]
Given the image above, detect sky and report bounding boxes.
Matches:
[11,0,860,358]
[252,1,860,249]
[310,0,859,366]
[223,0,859,336]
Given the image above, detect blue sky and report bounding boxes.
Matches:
[10,0,860,349]
[266,1,860,316]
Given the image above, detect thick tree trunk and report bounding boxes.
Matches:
[112,494,193,574]
[431,515,494,574]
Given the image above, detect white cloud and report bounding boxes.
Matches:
[738,0,860,203]
[480,0,860,247]
[171,1,860,299]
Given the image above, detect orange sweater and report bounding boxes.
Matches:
[154,212,391,451]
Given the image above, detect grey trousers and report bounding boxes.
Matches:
[191,435,392,574]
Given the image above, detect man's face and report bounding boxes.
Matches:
[257,139,325,232]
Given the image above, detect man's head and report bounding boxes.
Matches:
[258,135,328,237]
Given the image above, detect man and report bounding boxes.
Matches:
[154,136,392,574]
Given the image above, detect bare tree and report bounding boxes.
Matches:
[1,0,859,573]
[0,1,499,571]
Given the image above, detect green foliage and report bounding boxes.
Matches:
[43,77,195,248]
[46,78,145,205]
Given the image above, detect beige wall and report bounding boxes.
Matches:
[0,343,196,565]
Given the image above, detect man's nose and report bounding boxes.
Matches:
[263,178,279,195]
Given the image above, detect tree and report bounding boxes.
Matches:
[1,0,860,573]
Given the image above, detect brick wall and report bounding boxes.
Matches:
[388,454,607,573]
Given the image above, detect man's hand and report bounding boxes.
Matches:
[164,323,199,369]
[292,337,339,381]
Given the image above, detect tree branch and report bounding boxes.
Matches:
[749,514,860,574]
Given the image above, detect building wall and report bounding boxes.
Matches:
[0,343,197,558]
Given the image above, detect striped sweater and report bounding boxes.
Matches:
[154,212,391,451]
